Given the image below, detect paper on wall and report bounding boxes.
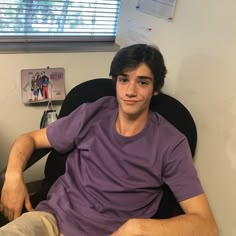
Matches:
[122,20,155,47]
[137,0,177,21]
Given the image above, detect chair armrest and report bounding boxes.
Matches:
[25,148,52,170]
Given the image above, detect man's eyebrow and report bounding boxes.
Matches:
[138,76,153,81]
[117,74,154,81]
[118,74,153,79]
[118,73,128,76]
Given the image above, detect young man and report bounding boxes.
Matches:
[0,44,218,235]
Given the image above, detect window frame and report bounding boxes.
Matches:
[0,0,120,53]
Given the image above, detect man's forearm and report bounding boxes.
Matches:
[131,213,218,236]
[5,134,36,178]
[5,128,50,178]
[0,133,40,220]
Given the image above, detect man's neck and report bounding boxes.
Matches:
[115,111,149,137]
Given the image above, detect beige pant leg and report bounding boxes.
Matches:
[0,211,64,236]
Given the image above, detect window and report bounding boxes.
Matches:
[0,0,120,53]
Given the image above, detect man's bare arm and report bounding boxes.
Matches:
[111,194,218,236]
[0,128,52,221]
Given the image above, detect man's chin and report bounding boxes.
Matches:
[122,109,142,119]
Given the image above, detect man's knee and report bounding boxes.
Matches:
[0,211,61,236]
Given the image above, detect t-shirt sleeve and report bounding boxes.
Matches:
[162,137,204,202]
[46,103,87,153]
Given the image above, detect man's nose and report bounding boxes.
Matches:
[126,82,137,96]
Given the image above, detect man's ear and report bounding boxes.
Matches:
[153,91,158,96]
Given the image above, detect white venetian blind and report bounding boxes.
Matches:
[0,0,120,42]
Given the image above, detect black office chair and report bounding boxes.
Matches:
[0,78,197,225]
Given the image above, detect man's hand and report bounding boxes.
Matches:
[111,219,141,236]
[0,129,50,222]
[0,173,33,221]
[111,194,218,236]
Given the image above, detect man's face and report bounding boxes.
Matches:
[116,63,157,119]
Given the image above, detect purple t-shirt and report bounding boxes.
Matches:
[36,96,203,236]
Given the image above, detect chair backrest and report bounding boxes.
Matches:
[38,78,197,218]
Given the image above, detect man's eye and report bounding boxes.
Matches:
[119,78,128,83]
[139,81,149,86]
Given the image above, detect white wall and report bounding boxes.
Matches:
[0,52,116,181]
[0,0,235,235]
[116,0,236,235]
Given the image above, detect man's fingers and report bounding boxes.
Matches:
[13,210,21,221]
[3,206,21,221]
[25,195,33,212]
[7,209,14,221]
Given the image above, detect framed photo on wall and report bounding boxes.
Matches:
[21,67,66,104]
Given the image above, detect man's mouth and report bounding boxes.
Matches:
[123,99,138,104]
